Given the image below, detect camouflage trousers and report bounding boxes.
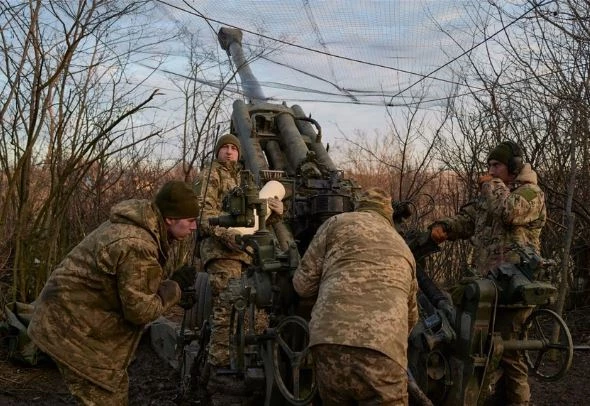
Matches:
[495,307,534,405]
[57,362,128,406]
[205,258,268,367]
[311,344,408,406]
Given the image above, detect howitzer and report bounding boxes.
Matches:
[403,225,576,406]
[218,27,357,254]
[194,170,316,406]
[159,27,358,406]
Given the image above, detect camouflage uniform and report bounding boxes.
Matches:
[312,345,408,406]
[433,163,546,275]
[196,160,275,367]
[433,163,546,405]
[293,188,418,406]
[28,199,182,405]
[57,361,128,406]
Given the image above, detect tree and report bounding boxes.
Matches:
[435,0,590,305]
[0,1,169,301]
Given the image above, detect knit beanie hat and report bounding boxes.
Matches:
[215,134,241,159]
[487,140,524,174]
[487,142,513,167]
[356,187,394,225]
[155,181,200,219]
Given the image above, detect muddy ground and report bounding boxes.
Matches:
[1,307,589,406]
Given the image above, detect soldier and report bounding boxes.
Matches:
[293,187,419,406]
[195,134,283,389]
[429,140,546,406]
[27,180,201,405]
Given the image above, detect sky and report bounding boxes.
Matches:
[142,0,527,154]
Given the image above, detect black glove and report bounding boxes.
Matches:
[170,265,197,310]
[170,264,197,292]
[178,288,196,310]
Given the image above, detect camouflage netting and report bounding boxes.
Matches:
[154,1,533,109]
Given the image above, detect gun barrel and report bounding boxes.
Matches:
[292,104,337,173]
[218,27,265,103]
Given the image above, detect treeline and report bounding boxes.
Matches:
[0,1,226,302]
[2,1,590,314]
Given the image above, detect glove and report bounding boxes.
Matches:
[169,265,198,310]
[478,174,494,185]
[430,224,448,244]
[170,264,197,292]
[157,280,181,308]
[267,197,284,216]
[217,228,242,251]
[178,290,196,310]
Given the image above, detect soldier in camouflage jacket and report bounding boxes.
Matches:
[194,134,283,378]
[27,181,200,405]
[430,141,546,406]
[293,187,418,406]
[430,142,545,275]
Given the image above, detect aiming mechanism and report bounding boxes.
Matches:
[170,27,583,406]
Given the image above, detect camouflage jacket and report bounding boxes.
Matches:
[195,160,282,267]
[434,163,546,274]
[28,200,177,392]
[293,210,419,364]
[195,160,252,266]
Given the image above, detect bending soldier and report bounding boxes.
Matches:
[430,140,546,406]
[293,187,419,406]
[28,181,201,405]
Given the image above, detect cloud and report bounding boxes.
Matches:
[147,0,503,147]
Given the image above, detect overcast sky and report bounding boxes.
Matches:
[146,0,525,151]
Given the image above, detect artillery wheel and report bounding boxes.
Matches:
[522,308,573,381]
[271,315,317,406]
[186,272,212,331]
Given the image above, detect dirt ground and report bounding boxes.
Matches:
[1,307,589,406]
[0,332,181,406]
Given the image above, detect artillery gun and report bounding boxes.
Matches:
[158,27,358,406]
[394,203,579,406]
[153,26,582,406]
